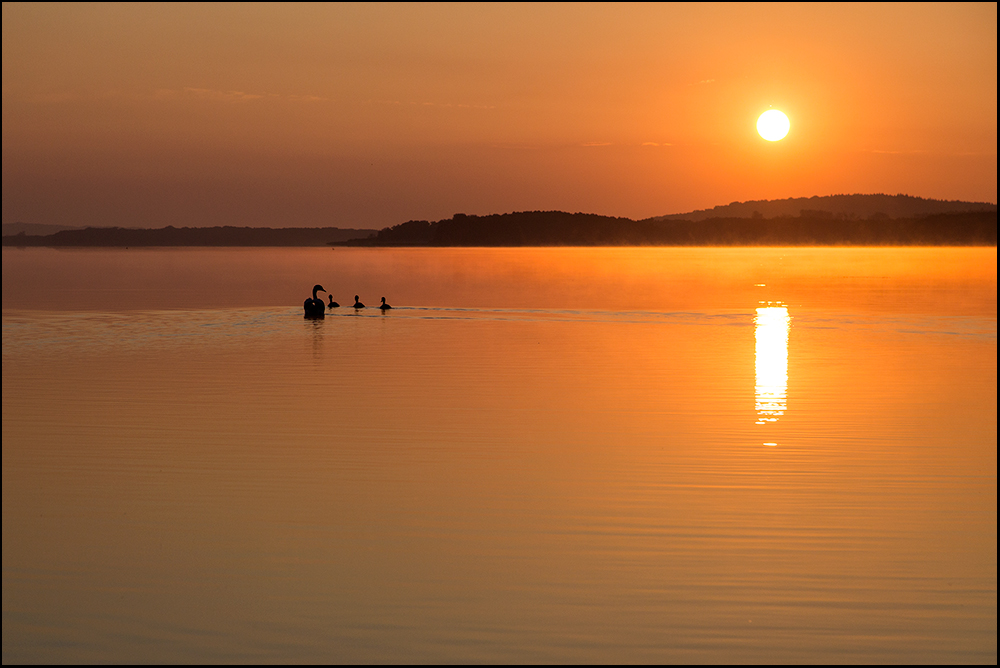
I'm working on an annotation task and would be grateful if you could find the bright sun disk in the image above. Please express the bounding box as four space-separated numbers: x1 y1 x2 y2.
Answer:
757 109 790 141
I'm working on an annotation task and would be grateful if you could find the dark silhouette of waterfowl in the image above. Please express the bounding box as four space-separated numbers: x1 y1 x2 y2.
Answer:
353 295 365 309
379 297 392 310
328 295 340 309
304 284 326 318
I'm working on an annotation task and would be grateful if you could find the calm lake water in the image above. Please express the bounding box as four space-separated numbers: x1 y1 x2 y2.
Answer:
3 247 996 663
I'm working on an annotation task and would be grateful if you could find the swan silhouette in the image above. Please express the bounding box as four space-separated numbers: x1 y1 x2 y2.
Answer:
379 297 392 310
353 295 365 309
303 284 326 318
328 295 340 309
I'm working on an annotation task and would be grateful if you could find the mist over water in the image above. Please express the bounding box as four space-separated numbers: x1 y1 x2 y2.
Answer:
3 247 996 663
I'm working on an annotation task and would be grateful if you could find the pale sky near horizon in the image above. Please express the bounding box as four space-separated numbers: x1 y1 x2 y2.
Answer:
3 3 996 228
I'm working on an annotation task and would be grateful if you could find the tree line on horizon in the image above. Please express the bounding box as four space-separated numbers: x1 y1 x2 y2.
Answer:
654 193 997 222
2 226 372 247
4 211 995 247
3 195 996 247
338 210 996 247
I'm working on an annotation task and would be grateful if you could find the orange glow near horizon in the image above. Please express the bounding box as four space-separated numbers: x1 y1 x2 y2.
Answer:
2 4 996 229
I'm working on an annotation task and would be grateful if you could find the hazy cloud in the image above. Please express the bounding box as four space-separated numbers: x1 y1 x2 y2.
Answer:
370 99 495 110
870 149 928 155
148 88 325 103
182 87 265 102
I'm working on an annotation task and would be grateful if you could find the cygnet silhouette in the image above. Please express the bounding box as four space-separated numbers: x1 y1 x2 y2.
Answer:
353 295 365 309
379 297 392 310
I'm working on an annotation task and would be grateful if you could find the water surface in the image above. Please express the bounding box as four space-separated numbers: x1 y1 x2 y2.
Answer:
3 247 996 663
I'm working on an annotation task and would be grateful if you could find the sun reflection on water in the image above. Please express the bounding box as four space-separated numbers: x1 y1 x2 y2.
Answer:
755 305 790 425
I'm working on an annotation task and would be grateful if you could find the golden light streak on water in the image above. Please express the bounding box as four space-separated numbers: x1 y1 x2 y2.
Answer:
755 305 790 426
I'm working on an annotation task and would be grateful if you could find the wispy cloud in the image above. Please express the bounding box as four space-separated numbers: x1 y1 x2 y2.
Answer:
581 141 613 147
870 149 928 155
285 94 325 102
23 91 82 103
150 88 325 103
182 87 264 102
490 142 543 150
870 148 995 157
370 99 495 110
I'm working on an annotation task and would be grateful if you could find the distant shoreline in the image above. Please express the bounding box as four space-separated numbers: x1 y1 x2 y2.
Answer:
331 210 996 248
2 226 377 248
3 211 996 248
5 195 996 248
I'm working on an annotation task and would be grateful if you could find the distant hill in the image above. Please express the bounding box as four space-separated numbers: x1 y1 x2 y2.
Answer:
338 209 996 247
2 226 377 247
654 194 996 221
345 212 648 246
2 222 88 236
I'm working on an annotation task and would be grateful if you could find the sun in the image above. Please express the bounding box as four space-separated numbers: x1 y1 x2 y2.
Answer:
757 109 790 141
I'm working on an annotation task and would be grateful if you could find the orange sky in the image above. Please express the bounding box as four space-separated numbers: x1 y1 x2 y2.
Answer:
2 3 996 229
